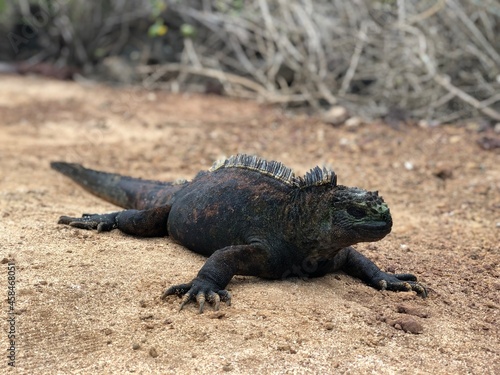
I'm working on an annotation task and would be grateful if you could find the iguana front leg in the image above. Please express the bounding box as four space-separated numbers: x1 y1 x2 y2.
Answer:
162 244 272 313
57 206 171 237
331 247 428 297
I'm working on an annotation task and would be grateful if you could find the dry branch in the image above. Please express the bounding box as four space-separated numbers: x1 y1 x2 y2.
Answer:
6 0 499 123
161 0 500 123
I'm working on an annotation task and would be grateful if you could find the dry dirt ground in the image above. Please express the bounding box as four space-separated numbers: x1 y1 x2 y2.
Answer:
0 75 499 374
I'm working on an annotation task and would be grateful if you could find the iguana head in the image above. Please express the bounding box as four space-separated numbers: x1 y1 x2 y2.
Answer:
327 186 392 245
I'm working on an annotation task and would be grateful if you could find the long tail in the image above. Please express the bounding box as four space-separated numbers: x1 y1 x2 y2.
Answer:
50 162 186 210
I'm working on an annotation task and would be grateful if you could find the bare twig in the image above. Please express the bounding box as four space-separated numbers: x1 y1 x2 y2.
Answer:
339 21 369 96
401 23 500 121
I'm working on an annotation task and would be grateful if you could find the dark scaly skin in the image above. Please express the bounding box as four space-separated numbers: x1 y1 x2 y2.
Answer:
51 158 427 313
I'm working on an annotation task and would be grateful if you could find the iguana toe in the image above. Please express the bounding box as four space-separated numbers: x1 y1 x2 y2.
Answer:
378 273 427 298
392 273 418 281
57 213 118 232
162 281 231 313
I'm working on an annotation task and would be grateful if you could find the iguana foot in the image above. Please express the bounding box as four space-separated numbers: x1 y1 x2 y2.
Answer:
58 213 118 232
376 272 427 297
161 279 231 313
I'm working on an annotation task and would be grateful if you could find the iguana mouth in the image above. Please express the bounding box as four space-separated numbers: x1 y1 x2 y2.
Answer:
355 221 392 236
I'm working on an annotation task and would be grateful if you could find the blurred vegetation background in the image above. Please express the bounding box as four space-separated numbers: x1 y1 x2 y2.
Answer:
0 0 499 124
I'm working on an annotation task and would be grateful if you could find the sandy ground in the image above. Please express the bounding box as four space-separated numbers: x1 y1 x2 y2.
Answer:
0 75 498 374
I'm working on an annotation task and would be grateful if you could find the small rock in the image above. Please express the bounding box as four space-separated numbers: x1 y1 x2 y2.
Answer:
323 106 349 125
140 314 153 321
103 328 113 336
484 301 498 309
1 258 10 264
477 136 500 150
387 316 424 334
404 161 414 171
465 122 481 132
386 265 397 274
316 128 325 141
209 312 226 319
397 303 430 318
277 344 297 354
132 343 141 350
147 92 157 102
149 347 159 358
99 56 136 84
324 323 334 331
222 364 233 371
345 117 362 127
277 344 291 352
418 120 429 128
339 137 350 146
434 169 453 180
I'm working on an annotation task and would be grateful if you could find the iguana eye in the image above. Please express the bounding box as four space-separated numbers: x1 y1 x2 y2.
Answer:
347 206 366 219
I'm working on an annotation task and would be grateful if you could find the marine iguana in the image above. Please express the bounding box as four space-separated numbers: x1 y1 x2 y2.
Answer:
51 154 427 313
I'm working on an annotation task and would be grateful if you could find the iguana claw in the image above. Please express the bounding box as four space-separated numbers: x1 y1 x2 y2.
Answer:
162 280 231 313
378 273 428 298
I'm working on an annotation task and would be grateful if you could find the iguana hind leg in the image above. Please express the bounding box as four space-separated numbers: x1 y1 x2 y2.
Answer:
58 205 171 237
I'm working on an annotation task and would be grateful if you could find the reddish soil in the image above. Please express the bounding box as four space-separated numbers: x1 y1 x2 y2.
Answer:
0 75 498 374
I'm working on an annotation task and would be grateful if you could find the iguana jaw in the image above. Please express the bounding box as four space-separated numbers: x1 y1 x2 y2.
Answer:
356 220 391 231
354 220 392 241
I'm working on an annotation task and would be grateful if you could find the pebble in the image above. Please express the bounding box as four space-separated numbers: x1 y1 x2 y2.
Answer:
323 106 349 125
345 117 363 127
149 347 159 358
277 344 297 354
103 328 113 336
397 303 430 318
140 314 154 321
434 169 453 180
147 92 157 102
222 364 233 371
209 312 226 319
324 323 334 330
389 316 424 334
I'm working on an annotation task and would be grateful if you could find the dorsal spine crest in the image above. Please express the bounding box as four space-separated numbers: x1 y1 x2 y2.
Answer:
210 154 337 188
